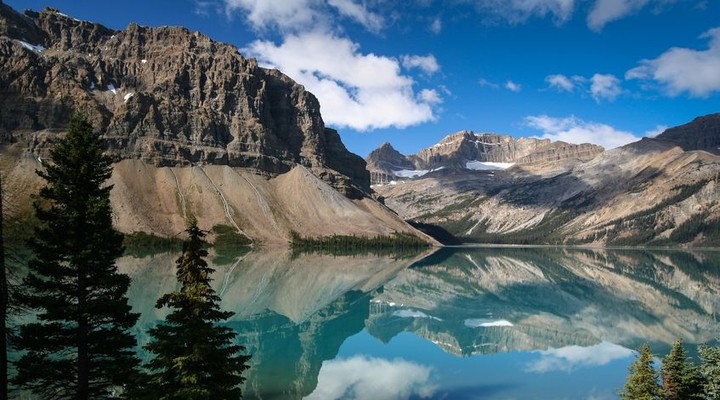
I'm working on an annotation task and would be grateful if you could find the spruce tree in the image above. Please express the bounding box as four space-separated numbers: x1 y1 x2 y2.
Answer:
142 220 250 399
660 339 703 399
620 343 660 400
13 114 140 399
700 344 720 399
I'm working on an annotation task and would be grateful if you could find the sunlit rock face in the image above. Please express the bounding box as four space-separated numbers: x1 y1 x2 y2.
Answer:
373 115 720 246
0 3 368 197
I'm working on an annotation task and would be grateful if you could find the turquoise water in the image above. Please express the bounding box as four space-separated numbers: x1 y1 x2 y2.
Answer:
119 247 720 399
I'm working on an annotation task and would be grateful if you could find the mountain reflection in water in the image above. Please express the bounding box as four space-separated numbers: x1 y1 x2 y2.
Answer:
118 247 720 399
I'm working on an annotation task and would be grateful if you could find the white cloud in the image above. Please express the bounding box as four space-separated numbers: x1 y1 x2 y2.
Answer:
225 0 322 33
587 0 649 31
625 27 720 97
401 54 440 75
478 78 500 89
590 73 622 102
546 74 576 92
526 341 634 373
472 0 576 24
244 32 439 131
505 80 522 92
225 0 384 33
306 356 436 400
419 89 443 105
430 17 443 34
644 125 668 137
328 0 384 32
525 114 641 149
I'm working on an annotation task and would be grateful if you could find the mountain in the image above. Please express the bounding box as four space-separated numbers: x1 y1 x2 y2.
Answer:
366 131 603 184
0 4 432 244
373 115 720 246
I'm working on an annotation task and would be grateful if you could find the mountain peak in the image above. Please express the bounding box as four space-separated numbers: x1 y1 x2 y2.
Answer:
655 112 720 153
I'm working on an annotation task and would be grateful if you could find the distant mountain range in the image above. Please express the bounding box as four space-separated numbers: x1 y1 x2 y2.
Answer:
370 114 720 246
1 3 718 247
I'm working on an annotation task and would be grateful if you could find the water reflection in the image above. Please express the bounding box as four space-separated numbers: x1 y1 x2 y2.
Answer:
118 247 720 399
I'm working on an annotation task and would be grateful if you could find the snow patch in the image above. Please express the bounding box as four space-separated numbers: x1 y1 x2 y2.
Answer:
393 166 444 178
107 83 117 94
56 12 81 22
393 309 441 321
465 161 514 171
141 59 147 64
17 40 45 53
464 318 513 328
123 92 134 102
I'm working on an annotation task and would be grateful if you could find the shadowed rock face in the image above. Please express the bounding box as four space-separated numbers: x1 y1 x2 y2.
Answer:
655 113 720 154
0 4 369 197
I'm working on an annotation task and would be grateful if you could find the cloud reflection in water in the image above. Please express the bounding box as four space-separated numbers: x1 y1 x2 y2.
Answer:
525 341 634 373
305 355 436 400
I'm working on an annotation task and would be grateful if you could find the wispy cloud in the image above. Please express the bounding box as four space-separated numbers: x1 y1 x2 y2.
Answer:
587 0 649 31
470 0 576 25
505 80 522 92
626 27 720 97
590 73 622 102
328 0 384 33
525 114 641 149
244 32 439 131
430 17 442 34
545 73 585 92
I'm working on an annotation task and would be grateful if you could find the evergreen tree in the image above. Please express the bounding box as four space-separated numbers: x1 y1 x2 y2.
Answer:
142 220 250 399
620 343 660 400
660 339 703 399
700 344 720 399
13 114 140 399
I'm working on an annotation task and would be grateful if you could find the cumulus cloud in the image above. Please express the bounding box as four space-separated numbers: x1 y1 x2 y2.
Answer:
525 114 641 149
505 80 522 92
526 341 634 373
590 73 622 102
471 0 576 24
587 0 649 31
306 356 436 400
401 54 440 75
625 27 720 97
244 32 439 131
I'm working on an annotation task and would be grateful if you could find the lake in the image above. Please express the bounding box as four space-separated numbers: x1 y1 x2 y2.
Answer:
118 247 720 400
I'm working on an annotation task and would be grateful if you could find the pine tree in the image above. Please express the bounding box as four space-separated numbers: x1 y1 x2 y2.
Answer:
13 114 140 399
142 220 250 399
700 344 720 399
660 339 703 399
620 343 660 400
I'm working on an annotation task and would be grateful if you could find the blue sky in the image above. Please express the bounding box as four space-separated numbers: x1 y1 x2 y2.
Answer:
8 0 720 157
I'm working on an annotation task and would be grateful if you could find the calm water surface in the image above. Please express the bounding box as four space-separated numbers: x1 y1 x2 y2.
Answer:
118 247 720 400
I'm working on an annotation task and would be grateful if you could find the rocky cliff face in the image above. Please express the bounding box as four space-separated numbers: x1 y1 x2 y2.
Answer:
374 114 720 246
366 130 603 184
0 4 369 197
